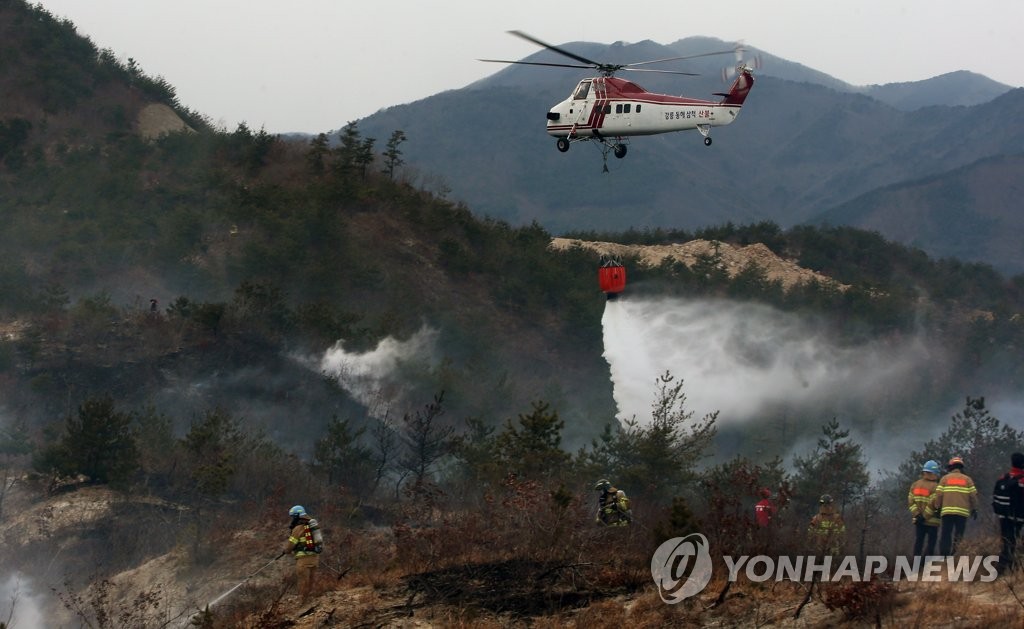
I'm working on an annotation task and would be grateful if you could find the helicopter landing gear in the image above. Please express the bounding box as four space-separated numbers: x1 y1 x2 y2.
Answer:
596 138 628 172
556 138 570 152
697 124 712 147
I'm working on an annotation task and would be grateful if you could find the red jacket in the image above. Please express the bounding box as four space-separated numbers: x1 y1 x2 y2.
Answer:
755 498 776 527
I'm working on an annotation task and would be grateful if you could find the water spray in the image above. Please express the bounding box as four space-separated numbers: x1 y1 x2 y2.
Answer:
189 551 284 621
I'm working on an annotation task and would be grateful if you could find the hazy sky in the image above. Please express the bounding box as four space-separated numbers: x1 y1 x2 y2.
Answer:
35 0 1023 134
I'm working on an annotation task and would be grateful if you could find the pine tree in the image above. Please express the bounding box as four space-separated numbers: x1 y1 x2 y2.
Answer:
306 132 330 174
898 396 1024 501
382 130 406 179
495 401 571 481
312 415 374 494
35 395 139 485
181 408 242 498
355 136 376 178
333 121 363 176
791 417 869 517
580 372 717 504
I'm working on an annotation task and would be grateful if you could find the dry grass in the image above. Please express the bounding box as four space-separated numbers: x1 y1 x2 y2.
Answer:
51 480 1024 628
893 569 1024 628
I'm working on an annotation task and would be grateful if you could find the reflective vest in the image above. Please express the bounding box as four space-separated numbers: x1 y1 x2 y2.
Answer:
908 477 940 526
597 488 630 526
809 511 845 536
993 470 1024 522
288 523 317 557
933 470 978 518
809 507 845 553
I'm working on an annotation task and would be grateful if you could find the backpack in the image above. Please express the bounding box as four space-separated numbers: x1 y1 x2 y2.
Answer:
296 519 324 554
992 474 1024 521
307 518 324 554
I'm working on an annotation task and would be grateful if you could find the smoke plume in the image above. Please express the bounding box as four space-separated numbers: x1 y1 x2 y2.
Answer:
318 325 440 417
0 572 45 628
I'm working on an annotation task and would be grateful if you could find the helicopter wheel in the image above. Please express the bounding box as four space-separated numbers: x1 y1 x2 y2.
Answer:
556 138 570 152
704 137 712 146
613 144 627 159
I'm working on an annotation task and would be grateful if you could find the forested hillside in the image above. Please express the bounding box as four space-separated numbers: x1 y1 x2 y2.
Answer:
3 2 1024 625
812 153 1024 274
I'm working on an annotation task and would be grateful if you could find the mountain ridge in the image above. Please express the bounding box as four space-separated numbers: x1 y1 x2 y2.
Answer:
354 39 1023 273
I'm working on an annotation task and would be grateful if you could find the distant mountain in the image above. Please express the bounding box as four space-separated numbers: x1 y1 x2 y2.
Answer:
857 71 1012 110
467 38 1011 110
811 153 1024 275
353 37 1021 272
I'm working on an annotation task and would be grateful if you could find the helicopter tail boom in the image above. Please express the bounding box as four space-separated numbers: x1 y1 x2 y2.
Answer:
718 68 755 106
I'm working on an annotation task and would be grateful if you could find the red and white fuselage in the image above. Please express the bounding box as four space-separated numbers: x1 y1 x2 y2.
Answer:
545 69 754 142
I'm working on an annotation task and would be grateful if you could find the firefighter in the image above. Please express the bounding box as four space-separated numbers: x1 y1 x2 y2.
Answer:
753 487 778 553
992 452 1024 572
281 505 320 602
808 493 846 554
907 460 942 558
594 479 631 526
754 488 777 528
933 456 978 557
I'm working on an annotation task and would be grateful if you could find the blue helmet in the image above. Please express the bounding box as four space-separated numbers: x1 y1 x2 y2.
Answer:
922 460 941 474
288 505 307 518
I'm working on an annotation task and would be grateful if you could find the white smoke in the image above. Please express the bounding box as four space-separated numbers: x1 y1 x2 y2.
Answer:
602 296 939 425
317 325 440 417
0 572 46 629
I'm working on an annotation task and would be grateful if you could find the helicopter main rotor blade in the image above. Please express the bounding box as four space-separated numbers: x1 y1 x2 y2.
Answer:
489 31 744 78
625 48 745 68
507 30 604 69
623 68 700 76
478 59 594 70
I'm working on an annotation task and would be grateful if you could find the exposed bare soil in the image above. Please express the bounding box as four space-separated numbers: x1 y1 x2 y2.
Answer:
136 103 194 140
550 237 848 291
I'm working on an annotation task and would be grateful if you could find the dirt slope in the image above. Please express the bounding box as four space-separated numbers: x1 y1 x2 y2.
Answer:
550 237 847 291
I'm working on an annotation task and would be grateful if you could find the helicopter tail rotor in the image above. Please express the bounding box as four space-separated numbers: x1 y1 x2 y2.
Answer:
721 43 762 82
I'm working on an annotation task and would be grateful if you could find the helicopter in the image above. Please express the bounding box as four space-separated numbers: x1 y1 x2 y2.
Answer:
481 31 759 162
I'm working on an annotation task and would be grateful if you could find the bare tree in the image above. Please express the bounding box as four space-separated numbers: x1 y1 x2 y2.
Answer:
0 465 14 524
398 392 453 489
369 408 398 500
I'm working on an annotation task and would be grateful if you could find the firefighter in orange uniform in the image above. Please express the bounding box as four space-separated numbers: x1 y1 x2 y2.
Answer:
808 494 846 555
282 505 320 602
907 460 942 558
932 456 978 556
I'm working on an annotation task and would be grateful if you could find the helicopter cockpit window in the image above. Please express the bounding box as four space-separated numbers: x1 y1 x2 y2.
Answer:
573 81 591 100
